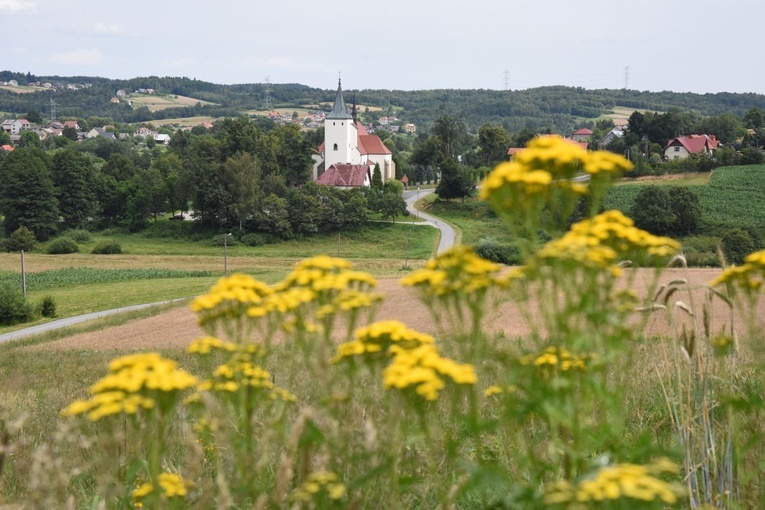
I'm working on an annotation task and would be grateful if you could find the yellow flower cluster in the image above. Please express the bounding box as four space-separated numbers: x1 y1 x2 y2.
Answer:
132 472 194 501
187 336 238 355
401 245 507 298
333 320 435 363
276 255 376 294
191 273 273 319
62 353 198 421
519 346 594 373
480 136 632 210
544 459 681 505
534 210 680 272
316 289 383 319
290 470 346 502
384 344 477 401
483 384 518 397
710 249 765 290
194 353 296 402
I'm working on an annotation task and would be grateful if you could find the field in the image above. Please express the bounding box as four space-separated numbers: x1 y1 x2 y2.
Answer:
600 105 660 126
0 85 46 94
128 93 217 112
145 115 219 127
605 164 765 231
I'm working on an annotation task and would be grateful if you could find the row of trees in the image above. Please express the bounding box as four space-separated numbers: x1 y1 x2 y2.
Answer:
0 116 407 244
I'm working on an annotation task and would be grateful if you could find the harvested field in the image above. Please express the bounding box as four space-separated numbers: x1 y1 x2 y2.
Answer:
28 268 762 352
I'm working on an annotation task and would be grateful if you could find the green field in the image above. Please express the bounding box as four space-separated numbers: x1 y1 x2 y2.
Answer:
605 165 765 231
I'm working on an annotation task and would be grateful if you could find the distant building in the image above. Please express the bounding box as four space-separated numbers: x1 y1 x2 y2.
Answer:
664 134 719 160
316 163 372 188
312 80 395 183
598 127 624 149
572 128 593 142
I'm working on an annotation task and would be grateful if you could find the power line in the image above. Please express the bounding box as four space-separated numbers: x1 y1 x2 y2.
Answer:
504 70 509 90
623 66 630 90
263 76 272 111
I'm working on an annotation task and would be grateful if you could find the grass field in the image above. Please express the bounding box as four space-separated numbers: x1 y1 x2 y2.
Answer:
129 93 217 112
605 165 765 231
615 172 712 186
0 222 438 334
145 115 219 127
0 85 45 94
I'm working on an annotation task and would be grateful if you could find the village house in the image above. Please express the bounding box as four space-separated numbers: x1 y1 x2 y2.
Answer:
316 163 372 188
311 80 395 184
0 119 30 136
571 128 593 142
664 134 719 160
598 127 624 149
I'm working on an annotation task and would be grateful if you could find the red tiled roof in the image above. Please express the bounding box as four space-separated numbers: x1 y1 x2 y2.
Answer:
573 128 593 135
358 134 391 155
63 120 78 128
317 141 325 154
401 175 409 184
355 120 368 136
666 134 718 153
317 164 370 187
507 147 524 155
1 144 14 152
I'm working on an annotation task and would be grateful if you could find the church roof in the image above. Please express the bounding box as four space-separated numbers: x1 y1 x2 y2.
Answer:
326 79 353 120
317 164 370 186
358 134 392 155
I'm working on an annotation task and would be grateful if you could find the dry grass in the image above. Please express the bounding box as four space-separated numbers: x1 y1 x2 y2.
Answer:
129 94 216 112
0 85 43 94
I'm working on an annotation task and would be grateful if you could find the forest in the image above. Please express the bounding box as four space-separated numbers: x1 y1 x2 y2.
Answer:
3 70 765 134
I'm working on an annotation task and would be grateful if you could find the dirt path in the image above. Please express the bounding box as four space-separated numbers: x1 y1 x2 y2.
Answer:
26 268 761 352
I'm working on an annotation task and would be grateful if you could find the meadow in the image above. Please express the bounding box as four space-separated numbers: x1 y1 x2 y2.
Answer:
1 144 764 508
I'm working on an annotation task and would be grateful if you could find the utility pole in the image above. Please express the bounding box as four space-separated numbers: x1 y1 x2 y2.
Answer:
21 250 26 297
49 98 56 122
263 76 272 111
623 66 630 90
503 70 510 91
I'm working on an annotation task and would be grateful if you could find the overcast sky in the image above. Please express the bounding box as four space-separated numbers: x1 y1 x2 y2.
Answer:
2 0 762 94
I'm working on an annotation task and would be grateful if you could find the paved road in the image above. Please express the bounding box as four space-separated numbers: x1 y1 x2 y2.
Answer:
0 298 186 345
0 191 456 346
403 188 456 254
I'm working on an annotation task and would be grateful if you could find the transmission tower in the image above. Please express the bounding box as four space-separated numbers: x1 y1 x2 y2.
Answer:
623 66 630 90
263 76 273 111
504 70 510 90
49 98 57 121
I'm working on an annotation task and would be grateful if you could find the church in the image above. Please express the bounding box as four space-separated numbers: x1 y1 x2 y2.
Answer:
312 80 396 186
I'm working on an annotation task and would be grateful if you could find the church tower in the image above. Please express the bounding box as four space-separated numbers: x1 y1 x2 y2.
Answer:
324 79 360 166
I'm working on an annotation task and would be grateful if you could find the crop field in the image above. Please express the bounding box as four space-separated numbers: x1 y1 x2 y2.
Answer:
0 85 45 94
129 93 217 112
144 115 219 127
604 164 765 231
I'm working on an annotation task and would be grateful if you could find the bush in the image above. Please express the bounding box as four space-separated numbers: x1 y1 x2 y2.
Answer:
4 226 37 252
66 229 92 243
667 186 702 235
474 237 522 265
211 234 238 247
240 233 266 247
46 237 80 254
40 295 56 318
721 228 757 265
630 186 676 236
0 282 33 325
91 240 123 254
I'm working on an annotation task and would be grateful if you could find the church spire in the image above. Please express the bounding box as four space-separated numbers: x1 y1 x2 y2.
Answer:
352 92 357 121
327 78 352 120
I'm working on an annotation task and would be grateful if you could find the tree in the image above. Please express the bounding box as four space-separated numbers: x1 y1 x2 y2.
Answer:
0 130 11 145
379 189 407 223
411 136 443 184
51 149 96 229
0 148 59 240
432 115 467 158
721 228 756 265
19 130 40 148
26 109 42 124
372 163 383 190
436 158 474 202
478 124 511 167
222 152 260 230
743 107 765 129
629 186 675 236
667 186 701 235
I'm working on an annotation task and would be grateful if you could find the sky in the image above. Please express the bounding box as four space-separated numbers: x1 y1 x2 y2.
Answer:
1 0 763 95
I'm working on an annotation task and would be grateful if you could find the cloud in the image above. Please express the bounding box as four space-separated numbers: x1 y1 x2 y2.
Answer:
94 22 123 35
264 56 295 68
0 0 36 12
50 49 104 67
164 58 196 69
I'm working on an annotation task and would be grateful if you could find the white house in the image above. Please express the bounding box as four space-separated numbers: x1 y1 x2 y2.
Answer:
1 119 31 135
664 134 719 160
312 79 395 183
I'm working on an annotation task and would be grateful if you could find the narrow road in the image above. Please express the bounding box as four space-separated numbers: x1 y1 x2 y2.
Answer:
0 299 186 345
1 191 456 346
403 188 456 254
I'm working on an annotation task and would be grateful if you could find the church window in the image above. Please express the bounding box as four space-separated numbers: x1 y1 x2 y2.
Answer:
333 143 338 151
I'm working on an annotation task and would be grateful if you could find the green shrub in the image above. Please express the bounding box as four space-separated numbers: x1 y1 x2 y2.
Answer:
46 237 80 254
721 228 757 265
40 295 56 317
4 226 37 252
240 233 266 247
211 234 237 247
66 229 92 243
0 282 33 325
91 240 123 254
474 237 522 265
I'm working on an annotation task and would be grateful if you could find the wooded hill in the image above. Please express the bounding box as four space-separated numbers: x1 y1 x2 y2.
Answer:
2 70 765 134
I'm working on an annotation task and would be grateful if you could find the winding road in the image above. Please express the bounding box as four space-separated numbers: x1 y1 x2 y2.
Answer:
0 192 456 345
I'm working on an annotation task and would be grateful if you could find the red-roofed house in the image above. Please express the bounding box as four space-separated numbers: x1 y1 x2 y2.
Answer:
316 163 371 188
312 80 396 183
1 144 14 153
63 120 80 130
572 128 593 142
664 134 719 160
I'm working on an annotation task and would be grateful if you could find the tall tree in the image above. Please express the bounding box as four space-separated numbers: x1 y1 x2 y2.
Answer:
51 149 96 229
432 115 467 158
0 148 59 240
478 123 511 167
222 152 260 231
